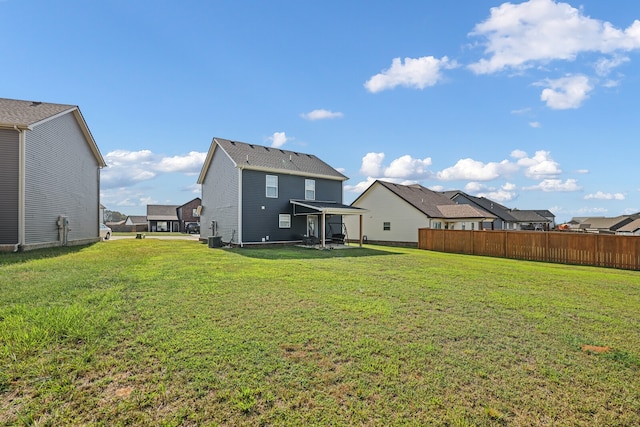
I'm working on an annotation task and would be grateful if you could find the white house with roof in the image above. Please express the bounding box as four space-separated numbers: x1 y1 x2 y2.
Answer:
0 98 106 252
344 180 496 245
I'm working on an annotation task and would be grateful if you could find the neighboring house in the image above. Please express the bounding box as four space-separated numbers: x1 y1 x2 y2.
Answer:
616 218 640 236
0 98 106 252
177 197 201 232
117 215 148 232
508 209 553 231
345 180 496 245
573 215 638 234
147 205 180 232
443 190 555 230
443 191 520 230
99 204 106 224
197 137 366 247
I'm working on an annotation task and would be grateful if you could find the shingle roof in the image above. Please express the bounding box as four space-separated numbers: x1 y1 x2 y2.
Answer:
127 215 148 224
374 181 454 217
0 97 106 167
0 98 76 128
366 181 494 219
437 204 497 219
198 137 347 183
617 218 640 233
146 205 179 221
444 190 518 222
580 216 633 231
508 210 550 223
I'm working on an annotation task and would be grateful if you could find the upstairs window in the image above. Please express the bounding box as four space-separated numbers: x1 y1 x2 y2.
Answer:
266 175 278 198
383 222 391 231
305 179 316 200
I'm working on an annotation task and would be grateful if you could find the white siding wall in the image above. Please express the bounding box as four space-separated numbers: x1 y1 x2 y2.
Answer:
345 184 432 244
24 113 100 247
200 148 239 242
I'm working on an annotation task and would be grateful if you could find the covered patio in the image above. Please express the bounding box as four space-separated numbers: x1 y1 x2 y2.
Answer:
290 200 368 248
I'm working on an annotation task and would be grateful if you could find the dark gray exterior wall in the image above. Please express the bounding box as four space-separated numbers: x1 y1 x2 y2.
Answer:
200 148 239 242
23 113 101 247
0 129 19 244
241 169 343 243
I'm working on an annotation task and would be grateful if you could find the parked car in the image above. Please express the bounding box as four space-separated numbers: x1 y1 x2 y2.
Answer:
100 223 112 240
185 222 200 234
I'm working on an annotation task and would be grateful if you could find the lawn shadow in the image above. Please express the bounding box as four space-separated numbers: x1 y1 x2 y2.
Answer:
224 245 402 260
0 244 93 266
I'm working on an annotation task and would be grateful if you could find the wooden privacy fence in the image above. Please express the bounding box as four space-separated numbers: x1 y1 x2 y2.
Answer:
418 229 640 271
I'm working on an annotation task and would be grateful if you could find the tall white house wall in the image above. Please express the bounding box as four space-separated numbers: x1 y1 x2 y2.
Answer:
24 113 100 246
200 148 239 242
345 185 432 243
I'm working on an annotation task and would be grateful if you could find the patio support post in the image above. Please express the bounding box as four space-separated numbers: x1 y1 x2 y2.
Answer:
359 214 363 248
321 211 326 248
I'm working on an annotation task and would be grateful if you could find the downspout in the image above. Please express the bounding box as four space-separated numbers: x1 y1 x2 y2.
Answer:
13 125 25 252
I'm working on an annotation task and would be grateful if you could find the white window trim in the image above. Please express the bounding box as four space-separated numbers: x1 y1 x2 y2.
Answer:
279 214 291 228
305 179 316 200
266 175 278 198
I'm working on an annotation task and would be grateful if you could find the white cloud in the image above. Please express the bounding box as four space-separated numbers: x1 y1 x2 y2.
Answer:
358 152 432 181
468 0 640 74
344 177 377 195
436 158 517 181
584 191 625 200
300 109 344 120
466 182 518 202
595 55 630 76
575 169 590 174
529 121 541 128
360 152 385 176
537 75 593 109
101 149 207 189
155 151 207 174
268 131 289 148
384 155 432 179
365 56 457 93
524 178 582 192
513 150 562 179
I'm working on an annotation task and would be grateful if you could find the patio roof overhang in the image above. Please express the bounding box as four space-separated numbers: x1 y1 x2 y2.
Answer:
290 199 368 216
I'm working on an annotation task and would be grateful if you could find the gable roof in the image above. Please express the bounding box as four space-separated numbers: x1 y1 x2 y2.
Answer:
146 205 179 221
579 216 634 231
443 190 519 222
198 137 347 183
508 210 551 223
126 215 148 225
0 97 106 167
354 180 495 220
617 218 640 233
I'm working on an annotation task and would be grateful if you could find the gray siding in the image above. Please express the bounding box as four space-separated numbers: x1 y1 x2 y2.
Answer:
0 129 19 244
241 170 343 243
200 148 238 241
24 113 100 246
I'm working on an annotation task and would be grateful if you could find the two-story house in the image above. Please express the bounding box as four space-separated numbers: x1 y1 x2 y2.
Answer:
197 137 366 247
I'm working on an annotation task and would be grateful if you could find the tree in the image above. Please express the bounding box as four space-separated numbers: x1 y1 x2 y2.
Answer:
104 209 127 223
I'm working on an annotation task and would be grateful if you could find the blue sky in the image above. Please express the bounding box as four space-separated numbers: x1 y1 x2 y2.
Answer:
2 0 640 223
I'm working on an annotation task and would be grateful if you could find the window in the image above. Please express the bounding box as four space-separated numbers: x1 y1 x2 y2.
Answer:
279 214 291 228
383 222 391 231
305 179 315 200
266 175 278 198
434 222 442 229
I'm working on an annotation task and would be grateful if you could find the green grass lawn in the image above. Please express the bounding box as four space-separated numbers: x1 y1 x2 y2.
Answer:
1 241 639 426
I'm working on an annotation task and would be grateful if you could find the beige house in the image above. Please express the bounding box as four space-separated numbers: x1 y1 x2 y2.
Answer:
344 180 495 245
